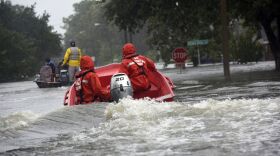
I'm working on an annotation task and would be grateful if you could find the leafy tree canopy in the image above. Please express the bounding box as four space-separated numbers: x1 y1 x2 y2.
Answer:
0 1 62 82
104 0 280 70
63 0 150 66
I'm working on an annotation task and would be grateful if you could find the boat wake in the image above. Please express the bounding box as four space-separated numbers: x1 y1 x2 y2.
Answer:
0 111 39 132
1 98 280 155
70 98 280 155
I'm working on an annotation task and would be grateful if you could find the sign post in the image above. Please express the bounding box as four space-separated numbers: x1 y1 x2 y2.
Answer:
187 39 208 65
172 47 188 74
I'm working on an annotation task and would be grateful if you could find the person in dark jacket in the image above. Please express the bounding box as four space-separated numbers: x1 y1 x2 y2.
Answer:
45 58 55 74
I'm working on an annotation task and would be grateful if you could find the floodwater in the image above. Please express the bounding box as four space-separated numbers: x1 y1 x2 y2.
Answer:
0 61 279 156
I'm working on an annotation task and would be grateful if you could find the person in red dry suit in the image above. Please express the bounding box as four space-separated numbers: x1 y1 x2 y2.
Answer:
74 55 111 104
120 43 157 93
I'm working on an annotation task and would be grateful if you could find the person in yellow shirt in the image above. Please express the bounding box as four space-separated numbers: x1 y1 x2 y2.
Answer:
61 40 82 83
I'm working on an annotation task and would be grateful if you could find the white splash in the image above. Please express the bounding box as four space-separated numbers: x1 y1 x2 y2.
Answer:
0 111 39 131
72 97 280 155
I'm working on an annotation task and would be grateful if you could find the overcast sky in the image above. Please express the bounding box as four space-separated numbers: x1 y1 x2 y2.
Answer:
11 0 82 35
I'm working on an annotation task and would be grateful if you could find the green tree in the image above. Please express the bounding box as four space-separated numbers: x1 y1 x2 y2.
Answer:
63 0 123 65
230 28 263 64
229 0 280 70
0 26 37 81
104 0 220 65
104 0 151 42
104 0 280 71
63 0 150 66
0 1 62 82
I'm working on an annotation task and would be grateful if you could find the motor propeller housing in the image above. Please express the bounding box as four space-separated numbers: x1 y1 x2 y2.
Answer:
110 73 133 102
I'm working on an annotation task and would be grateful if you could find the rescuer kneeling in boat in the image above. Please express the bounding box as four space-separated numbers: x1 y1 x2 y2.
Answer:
120 43 156 93
74 55 111 104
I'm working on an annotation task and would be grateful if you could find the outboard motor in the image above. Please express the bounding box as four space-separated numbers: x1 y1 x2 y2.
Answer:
110 73 133 102
60 69 69 85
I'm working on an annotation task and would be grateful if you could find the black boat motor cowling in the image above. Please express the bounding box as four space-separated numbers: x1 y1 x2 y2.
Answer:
60 69 69 85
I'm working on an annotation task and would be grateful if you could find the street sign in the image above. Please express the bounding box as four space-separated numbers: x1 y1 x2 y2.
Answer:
172 47 188 62
188 39 208 46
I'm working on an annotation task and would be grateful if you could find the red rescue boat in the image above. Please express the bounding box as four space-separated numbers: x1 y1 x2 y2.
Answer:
64 63 175 106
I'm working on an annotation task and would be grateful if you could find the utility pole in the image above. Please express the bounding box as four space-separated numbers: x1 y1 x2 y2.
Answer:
220 0 231 80
124 28 128 44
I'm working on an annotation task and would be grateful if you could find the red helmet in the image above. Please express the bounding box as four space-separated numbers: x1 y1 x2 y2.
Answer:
80 55 94 70
122 43 136 57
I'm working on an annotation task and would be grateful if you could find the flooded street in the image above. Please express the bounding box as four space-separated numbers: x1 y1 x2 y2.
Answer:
0 61 280 156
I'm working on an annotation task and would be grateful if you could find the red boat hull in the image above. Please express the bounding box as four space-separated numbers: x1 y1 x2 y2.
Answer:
64 63 175 106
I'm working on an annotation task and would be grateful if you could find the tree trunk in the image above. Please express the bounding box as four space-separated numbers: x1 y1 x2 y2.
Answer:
220 0 231 80
277 16 280 70
278 16 280 42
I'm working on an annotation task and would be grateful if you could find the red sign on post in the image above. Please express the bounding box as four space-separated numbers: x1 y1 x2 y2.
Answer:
172 47 187 62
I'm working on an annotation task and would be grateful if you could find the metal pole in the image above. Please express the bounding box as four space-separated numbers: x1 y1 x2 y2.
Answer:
180 63 182 74
197 45 201 65
124 28 128 43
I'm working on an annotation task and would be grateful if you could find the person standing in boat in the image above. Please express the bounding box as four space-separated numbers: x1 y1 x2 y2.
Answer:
74 55 111 104
39 59 53 82
45 58 56 81
61 40 82 84
120 43 157 93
